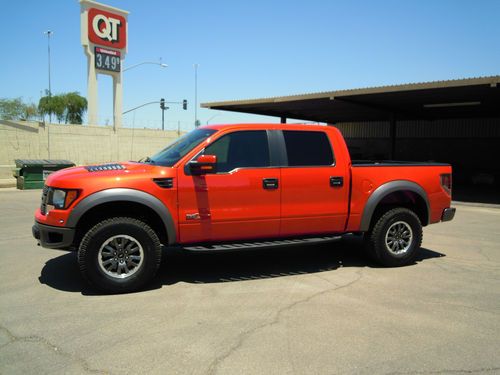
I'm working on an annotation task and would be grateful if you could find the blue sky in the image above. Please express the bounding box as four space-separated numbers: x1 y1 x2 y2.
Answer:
1 0 499 131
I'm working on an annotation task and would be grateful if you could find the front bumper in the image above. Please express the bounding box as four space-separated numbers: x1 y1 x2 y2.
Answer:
32 222 75 250
441 207 456 222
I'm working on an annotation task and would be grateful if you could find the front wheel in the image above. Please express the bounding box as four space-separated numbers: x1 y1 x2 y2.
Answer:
365 207 423 267
78 217 162 293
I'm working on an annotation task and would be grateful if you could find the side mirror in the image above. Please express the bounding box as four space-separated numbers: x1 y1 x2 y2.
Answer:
189 154 217 175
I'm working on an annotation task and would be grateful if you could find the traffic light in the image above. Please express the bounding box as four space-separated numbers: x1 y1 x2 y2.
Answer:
182 99 187 110
160 98 165 110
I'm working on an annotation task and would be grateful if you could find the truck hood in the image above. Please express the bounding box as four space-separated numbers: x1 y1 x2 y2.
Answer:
45 161 175 189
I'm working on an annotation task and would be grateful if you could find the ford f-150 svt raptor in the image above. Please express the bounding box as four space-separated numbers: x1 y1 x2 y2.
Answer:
33 124 455 293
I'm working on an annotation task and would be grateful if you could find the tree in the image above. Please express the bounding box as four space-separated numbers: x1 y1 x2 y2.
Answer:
38 92 87 124
22 103 39 121
64 92 87 124
0 98 39 121
39 95 64 123
38 96 53 122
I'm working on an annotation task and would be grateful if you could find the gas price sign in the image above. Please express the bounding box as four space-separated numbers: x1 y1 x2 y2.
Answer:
94 47 121 72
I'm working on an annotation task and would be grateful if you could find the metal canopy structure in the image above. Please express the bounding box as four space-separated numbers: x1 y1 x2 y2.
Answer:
202 76 500 123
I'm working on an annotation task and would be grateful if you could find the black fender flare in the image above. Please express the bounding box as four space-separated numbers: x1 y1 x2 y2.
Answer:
360 180 430 232
67 188 176 244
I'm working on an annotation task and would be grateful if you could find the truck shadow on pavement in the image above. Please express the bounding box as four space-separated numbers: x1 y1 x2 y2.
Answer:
38 236 445 295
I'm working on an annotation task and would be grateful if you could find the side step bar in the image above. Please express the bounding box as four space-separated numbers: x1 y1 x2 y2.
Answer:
182 235 342 253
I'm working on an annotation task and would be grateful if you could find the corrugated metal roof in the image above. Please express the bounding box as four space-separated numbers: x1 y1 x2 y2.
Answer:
201 75 500 123
202 75 500 108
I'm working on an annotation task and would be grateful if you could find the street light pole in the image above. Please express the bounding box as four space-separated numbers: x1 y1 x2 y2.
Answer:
44 30 53 123
123 61 168 72
194 63 199 127
206 112 221 125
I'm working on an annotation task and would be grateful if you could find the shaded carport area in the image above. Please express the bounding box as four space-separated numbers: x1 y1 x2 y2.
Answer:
203 76 500 203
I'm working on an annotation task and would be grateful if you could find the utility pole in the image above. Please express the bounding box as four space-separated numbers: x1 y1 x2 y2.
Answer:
44 30 53 123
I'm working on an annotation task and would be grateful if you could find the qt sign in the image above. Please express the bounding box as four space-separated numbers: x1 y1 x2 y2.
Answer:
88 8 126 49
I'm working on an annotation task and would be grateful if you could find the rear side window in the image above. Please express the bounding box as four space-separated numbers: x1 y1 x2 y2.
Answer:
204 130 270 172
283 131 334 166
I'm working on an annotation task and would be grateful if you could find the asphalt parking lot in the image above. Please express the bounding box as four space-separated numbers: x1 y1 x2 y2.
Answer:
0 189 499 375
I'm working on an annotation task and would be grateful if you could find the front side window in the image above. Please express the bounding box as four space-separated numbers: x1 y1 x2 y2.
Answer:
283 131 334 166
149 128 217 166
204 131 270 173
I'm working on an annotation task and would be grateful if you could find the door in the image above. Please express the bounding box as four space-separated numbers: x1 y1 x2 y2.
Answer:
178 130 281 243
279 130 349 236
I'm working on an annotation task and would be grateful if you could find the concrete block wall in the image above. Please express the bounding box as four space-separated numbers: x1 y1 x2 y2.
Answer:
0 120 183 167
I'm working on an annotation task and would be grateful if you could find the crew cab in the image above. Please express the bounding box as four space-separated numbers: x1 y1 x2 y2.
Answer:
32 124 455 293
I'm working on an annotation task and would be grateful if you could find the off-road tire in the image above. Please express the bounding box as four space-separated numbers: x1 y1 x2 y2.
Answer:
78 217 162 293
365 207 422 267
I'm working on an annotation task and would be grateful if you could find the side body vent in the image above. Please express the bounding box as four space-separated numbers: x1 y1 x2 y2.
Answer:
153 178 174 189
85 164 126 172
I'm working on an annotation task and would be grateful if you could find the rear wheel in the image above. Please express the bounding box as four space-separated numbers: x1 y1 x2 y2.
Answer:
78 217 162 293
365 207 422 267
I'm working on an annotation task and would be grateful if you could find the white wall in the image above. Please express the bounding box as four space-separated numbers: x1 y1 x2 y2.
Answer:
0 120 183 167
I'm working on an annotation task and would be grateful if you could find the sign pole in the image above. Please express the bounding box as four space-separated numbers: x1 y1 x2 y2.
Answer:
113 72 123 131
86 53 99 124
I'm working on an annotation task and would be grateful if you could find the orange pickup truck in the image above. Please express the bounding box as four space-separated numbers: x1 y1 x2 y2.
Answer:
33 124 455 292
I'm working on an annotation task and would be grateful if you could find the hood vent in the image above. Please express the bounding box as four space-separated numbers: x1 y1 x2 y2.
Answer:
153 178 174 189
85 163 126 172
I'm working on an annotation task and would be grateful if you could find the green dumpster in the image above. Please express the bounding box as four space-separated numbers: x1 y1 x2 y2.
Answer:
14 159 75 190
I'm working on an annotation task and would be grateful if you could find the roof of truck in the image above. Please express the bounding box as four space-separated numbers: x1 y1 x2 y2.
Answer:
201 123 332 131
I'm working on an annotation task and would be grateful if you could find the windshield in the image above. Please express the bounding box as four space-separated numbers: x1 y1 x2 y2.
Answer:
148 128 217 166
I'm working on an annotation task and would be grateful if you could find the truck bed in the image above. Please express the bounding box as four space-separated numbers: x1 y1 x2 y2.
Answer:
347 161 452 232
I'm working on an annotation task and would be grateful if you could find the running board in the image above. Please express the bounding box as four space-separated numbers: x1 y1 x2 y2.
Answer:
182 235 342 252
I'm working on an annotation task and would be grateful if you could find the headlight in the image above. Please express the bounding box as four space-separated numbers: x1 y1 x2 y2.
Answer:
47 188 79 210
51 189 66 208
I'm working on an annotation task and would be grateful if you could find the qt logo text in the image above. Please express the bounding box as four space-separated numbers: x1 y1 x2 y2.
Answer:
93 14 121 42
88 8 126 49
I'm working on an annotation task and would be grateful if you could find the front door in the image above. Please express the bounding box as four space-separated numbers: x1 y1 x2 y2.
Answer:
177 130 281 243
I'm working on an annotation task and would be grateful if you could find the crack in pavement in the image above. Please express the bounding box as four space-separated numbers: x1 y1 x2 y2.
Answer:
206 268 365 375
0 325 111 374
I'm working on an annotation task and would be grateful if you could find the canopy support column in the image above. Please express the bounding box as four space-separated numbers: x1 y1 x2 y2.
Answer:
389 114 396 160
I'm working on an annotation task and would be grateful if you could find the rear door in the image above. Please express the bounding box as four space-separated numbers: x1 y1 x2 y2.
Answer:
279 130 349 236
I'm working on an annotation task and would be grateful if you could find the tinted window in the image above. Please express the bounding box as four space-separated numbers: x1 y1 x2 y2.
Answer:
204 131 270 172
283 131 334 166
